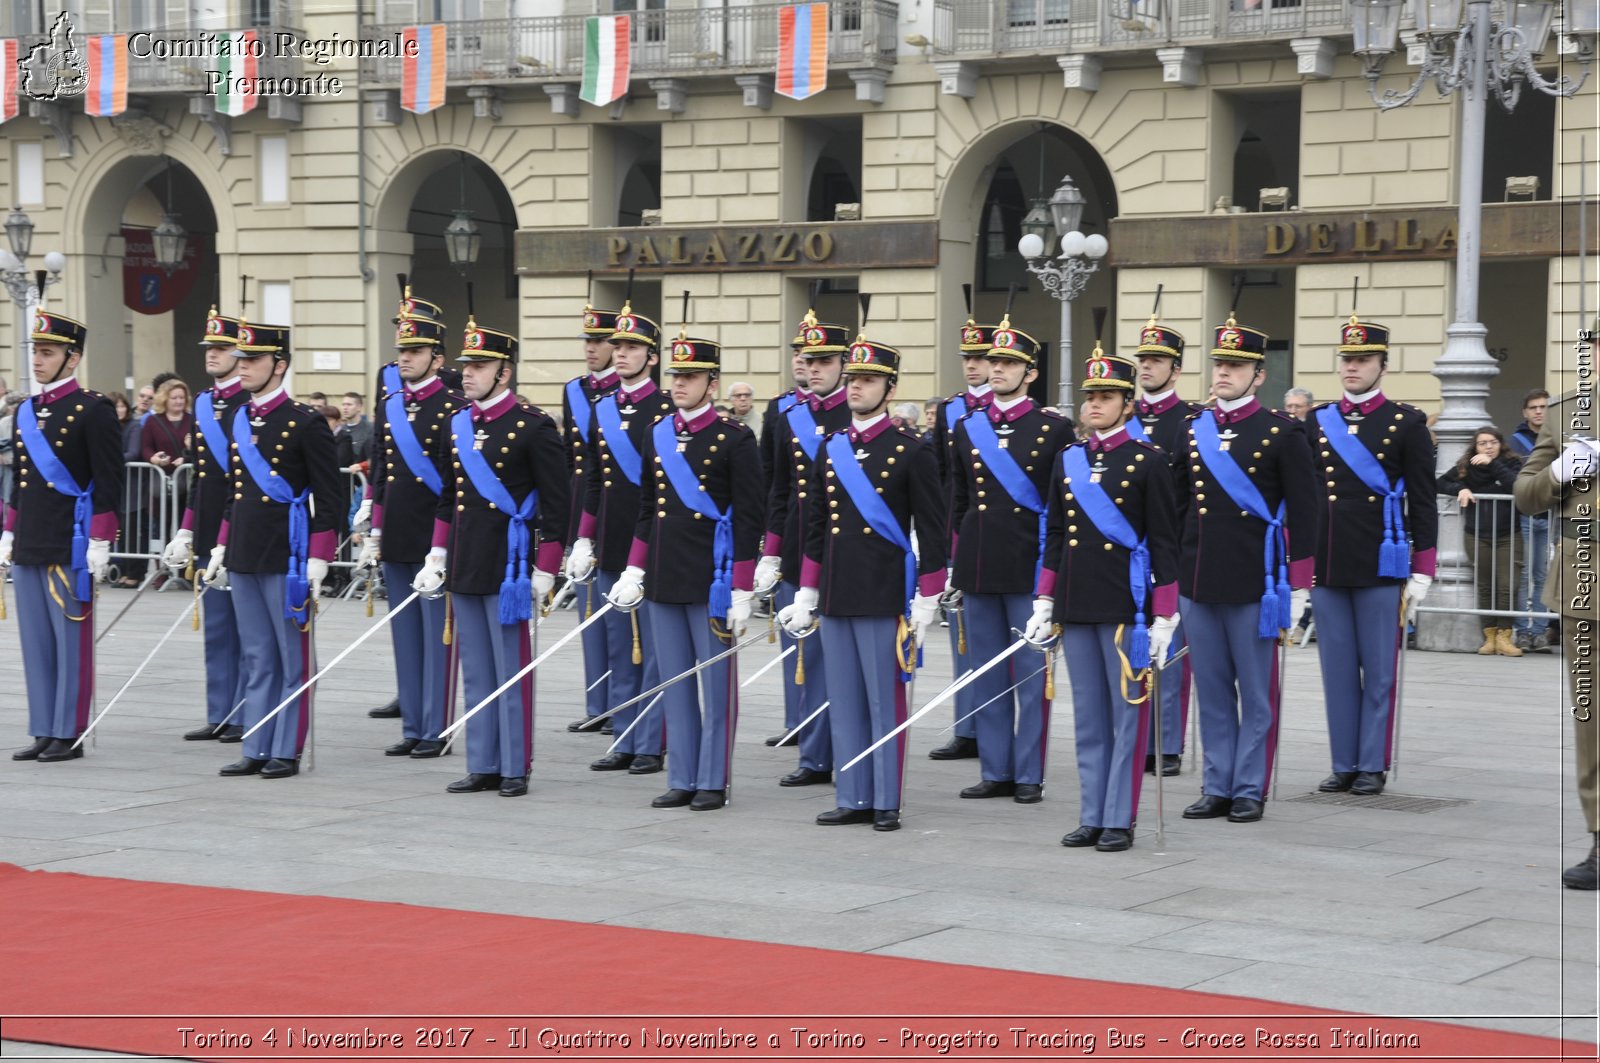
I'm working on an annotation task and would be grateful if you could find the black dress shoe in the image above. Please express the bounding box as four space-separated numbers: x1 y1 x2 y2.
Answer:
590 752 636 772
627 754 663 775
385 739 421 757
765 731 798 747
260 758 299 779
1563 836 1599 890
408 740 447 759
816 807 874 825
1349 770 1387 796
1060 825 1103 847
1161 754 1181 777
1144 753 1157 776
367 698 401 719
1318 771 1358 793
690 789 726 811
183 724 225 741
499 776 529 797
1183 795 1232 819
960 779 1016 799
601 720 614 736
1096 827 1134 852
446 773 502 793
216 726 244 743
1228 797 1265 822
568 717 600 733
780 767 832 787
220 757 266 776
873 809 901 832
927 735 978 761
652 788 694 808
1013 783 1043 804
37 739 83 763
12 737 50 761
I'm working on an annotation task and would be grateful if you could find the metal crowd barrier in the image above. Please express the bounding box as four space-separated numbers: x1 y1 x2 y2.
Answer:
1411 492 1561 633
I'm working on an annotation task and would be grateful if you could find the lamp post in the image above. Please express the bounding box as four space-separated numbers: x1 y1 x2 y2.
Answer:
1350 0 1595 647
0 206 66 393
444 152 482 276
1016 174 1109 413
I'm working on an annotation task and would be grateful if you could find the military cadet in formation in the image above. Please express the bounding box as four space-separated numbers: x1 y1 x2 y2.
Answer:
568 302 672 774
162 308 251 744
927 294 994 761
354 289 466 760
561 300 622 733
415 316 567 797
1128 312 1202 777
204 321 344 779
1175 314 1317 823
616 325 763 811
753 307 854 786
949 314 1074 804
5 309 123 763
759 343 810 489
1308 313 1437 798
779 318 947 832
1026 348 1179 852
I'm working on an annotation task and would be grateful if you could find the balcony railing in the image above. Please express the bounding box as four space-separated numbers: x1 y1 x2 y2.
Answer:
361 0 897 87
12 25 304 96
933 0 1356 54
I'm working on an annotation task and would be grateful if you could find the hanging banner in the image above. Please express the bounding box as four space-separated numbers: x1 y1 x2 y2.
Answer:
401 24 447 114
213 30 259 116
86 34 127 117
776 3 828 101
122 227 208 316
580 15 631 106
0 40 18 123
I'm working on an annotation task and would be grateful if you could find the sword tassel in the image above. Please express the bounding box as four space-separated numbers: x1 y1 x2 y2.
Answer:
1044 634 1058 700
957 608 967 655
443 592 453 645
189 561 200 630
630 609 642 665
794 638 805 685
365 575 374 618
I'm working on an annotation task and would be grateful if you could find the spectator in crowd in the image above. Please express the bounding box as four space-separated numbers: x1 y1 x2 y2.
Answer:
1283 387 1313 420
725 381 761 438
339 392 373 459
922 397 940 436
1509 388 1554 651
1438 427 1526 657
0 374 8 402
0 391 19 506
139 378 194 473
110 392 132 426
891 401 923 431
118 387 158 586
308 391 327 406
130 384 156 439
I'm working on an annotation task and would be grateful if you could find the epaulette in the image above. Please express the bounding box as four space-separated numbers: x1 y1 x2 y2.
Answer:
1182 406 1207 422
895 424 923 441
719 415 750 433
1130 436 1161 452
1267 408 1298 422
1039 406 1065 420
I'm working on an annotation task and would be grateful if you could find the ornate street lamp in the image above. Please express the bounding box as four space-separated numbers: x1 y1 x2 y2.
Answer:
1017 174 1110 412
0 206 66 392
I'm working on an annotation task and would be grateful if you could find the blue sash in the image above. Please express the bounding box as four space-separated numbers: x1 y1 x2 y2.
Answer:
964 412 1047 580
944 395 964 433
231 405 312 624
194 391 232 471
384 384 444 496
776 391 799 416
1062 445 1153 669
451 408 539 624
826 431 918 679
565 378 594 444
1316 405 1409 579
593 395 643 486
652 417 734 621
1191 413 1290 638
1124 414 1151 444
17 397 94 603
786 402 824 462
381 362 402 401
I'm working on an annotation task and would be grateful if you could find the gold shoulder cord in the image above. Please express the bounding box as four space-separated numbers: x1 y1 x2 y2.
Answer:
47 565 89 622
1114 623 1152 705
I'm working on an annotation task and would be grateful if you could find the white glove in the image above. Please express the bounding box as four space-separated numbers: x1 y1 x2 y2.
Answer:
1288 588 1311 631
777 586 819 637
162 529 194 572
307 557 329 600
566 537 596 582
1023 597 1056 646
354 532 381 572
352 497 373 531
201 543 227 586
727 588 755 634
753 554 782 596
1404 572 1432 624
607 565 645 609
1149 613 1180 666
412 548 447 598
910 592 940 646
87 538 111 582
532 568 555 606
0 530 12 571
1553 439 1600 484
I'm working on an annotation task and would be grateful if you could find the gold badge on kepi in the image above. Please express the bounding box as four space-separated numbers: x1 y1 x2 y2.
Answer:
1217 328 1244 351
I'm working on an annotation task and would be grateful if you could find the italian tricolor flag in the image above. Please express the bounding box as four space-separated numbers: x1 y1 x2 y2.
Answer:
580 15 630 107
213 30 258 116
0 40 17 123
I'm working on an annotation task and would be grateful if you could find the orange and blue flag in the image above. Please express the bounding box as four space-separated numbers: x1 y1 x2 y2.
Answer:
401 24 447 114
776 2 828 101
86 34 127 117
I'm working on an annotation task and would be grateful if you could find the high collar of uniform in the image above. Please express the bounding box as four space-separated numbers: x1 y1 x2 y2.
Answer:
966 384 993 407
589 368 620 390
988 394 1034 422
38 377 80 401
248 386 288 417
847 412 893 444
212 377 243 400
1138 389 1178 415
405 376 442 402
619 377 657 403
809 385 847 413
674 403 718 434
1088 426 1130 452
1213 395 1259 423
472 389 517 423
1339 389 1384 415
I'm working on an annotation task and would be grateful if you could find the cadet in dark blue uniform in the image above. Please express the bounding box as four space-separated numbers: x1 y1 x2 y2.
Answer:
752 310 854 785
780 327 948 832
759 343 809 495
162 308 250 743
205 323 343 779
355 290 465 759
1174 316 1318 823
561 302 621 733
1310 316 1437 797
1129 316 1202 777
616 333 763 811
1026 351 1180 851
949 315 1074 803
5 310 123 763
570 303 672 774
415 317 568 797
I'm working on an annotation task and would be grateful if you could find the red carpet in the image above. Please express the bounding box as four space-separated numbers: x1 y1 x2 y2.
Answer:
0 863 1587 1061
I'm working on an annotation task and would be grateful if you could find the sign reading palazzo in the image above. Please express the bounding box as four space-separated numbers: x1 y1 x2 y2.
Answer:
515 221 939 275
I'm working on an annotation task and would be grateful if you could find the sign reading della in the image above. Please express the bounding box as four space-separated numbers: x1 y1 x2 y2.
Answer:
516 221 938 275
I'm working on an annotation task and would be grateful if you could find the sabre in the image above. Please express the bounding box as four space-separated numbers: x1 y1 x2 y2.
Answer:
75 588 212 748
774 699 830 748
587 668 612 693
440 601 614 741
840 637 1029 774
95 575 157 644
578 628 769 729
1270 628 1290 801
1391 594 1410 781
740 644 796 689
941 666 1043 735
212 696 247 735
603 692 665 755
240 590 422 741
